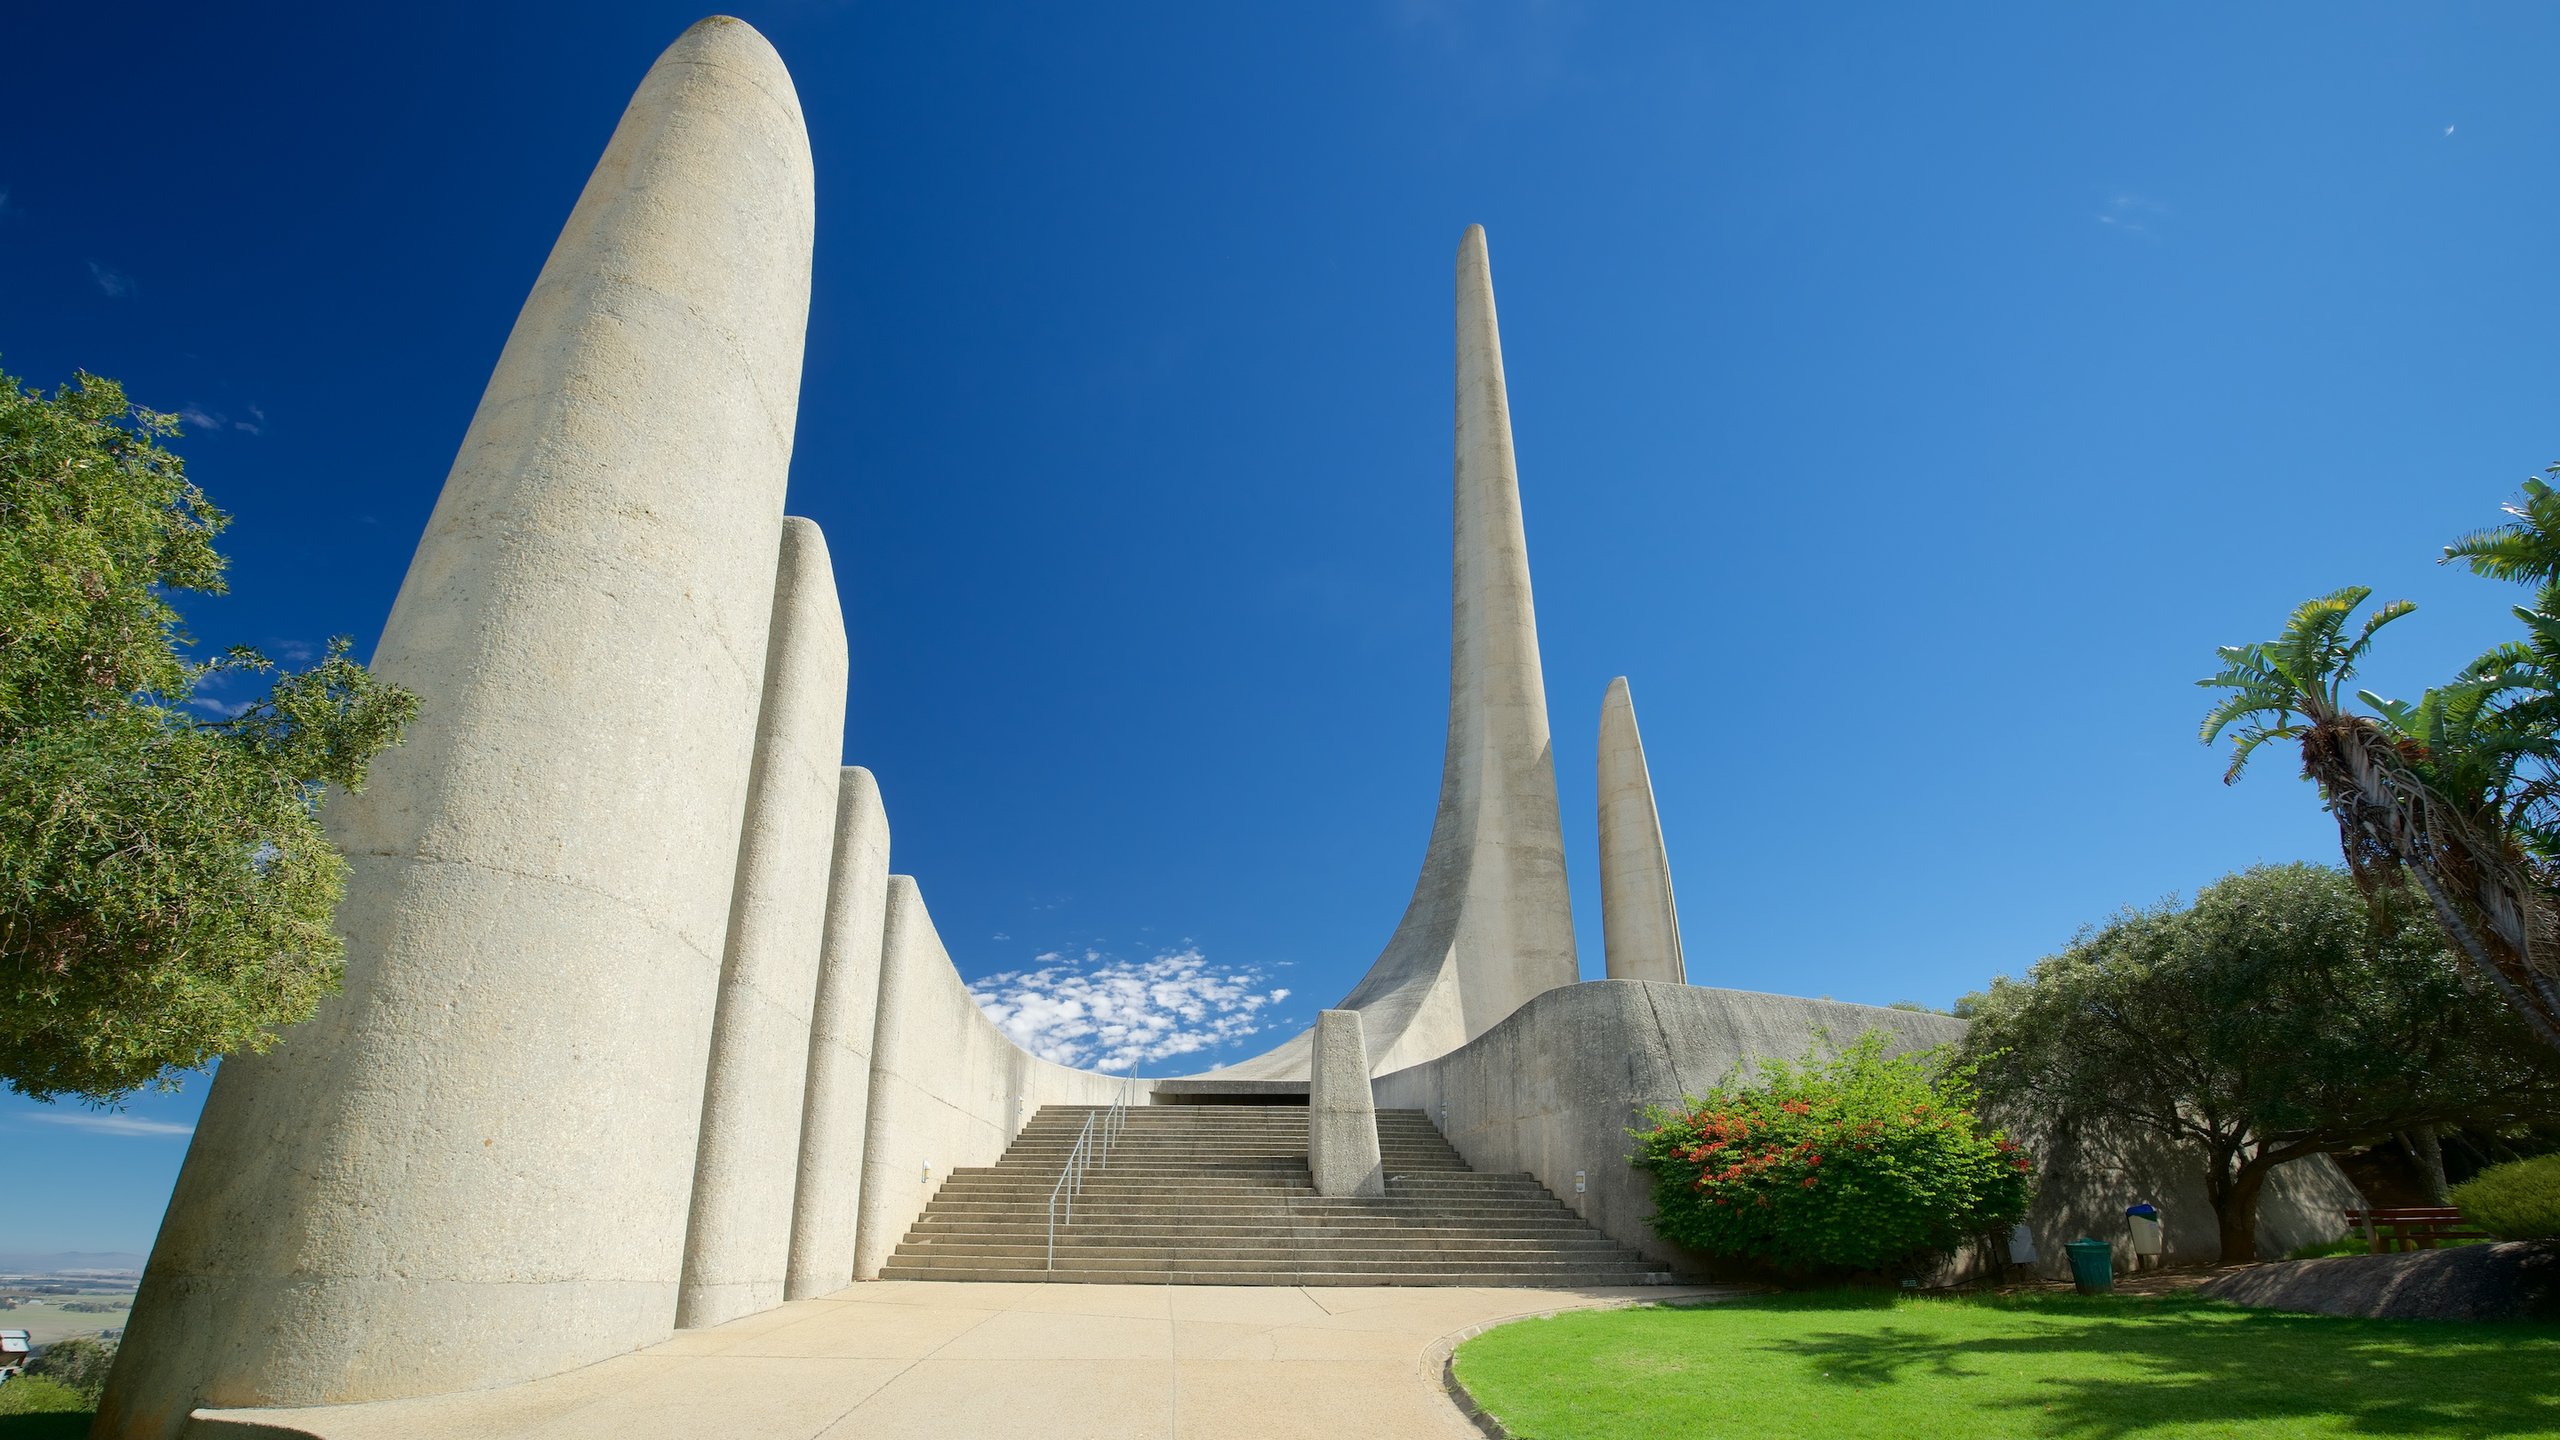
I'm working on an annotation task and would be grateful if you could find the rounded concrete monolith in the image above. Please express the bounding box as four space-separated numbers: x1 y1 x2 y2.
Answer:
1308 1010 1386 1197
96 17 814 1435
677 518 850 1329
1597 676 1685 984
783 767 892 1300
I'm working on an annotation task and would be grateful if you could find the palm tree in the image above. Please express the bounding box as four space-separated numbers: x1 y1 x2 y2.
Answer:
2201 587 2560 1051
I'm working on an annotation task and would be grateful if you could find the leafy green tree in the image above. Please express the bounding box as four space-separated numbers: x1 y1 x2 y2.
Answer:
23 1335 116 1403
1 366 416 1102
1631 1031 2032 1274
1963 865 2560 1261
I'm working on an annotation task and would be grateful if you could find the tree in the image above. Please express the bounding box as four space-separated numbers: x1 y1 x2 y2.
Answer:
2201 585 2560 1050
1 366 417 1102
1963 865 2560 1262
24 1334 117 1403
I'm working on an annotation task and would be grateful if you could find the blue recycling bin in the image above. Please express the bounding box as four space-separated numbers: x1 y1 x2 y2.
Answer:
2066 1236 2115 1293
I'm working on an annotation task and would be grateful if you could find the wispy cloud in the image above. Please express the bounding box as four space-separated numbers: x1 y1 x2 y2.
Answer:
88 261 136 298
2095 191 2168 240
23 1111 194 1138
970 946 1293 1071
174 403 267 436
2444 124 2457 138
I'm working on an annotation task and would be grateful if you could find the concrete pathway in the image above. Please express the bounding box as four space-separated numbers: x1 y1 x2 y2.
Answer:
193 1281 1741 1439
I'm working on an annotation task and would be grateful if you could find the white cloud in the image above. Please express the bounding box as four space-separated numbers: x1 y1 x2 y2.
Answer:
176 403 223 430
970 946 1294 1071
88 261 135 298
23 1111 193 1138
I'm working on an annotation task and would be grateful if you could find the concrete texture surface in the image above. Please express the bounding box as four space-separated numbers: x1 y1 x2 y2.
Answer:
1596 676 1685 985
679 518 852 1329
96 18 815 1435
1224 225 1576 1082
177 1281 1740 1440
785 767 893 1300
1376 980 2358 1277
1376 981 1966 1270
852 878 1147 1279
2002 1108 2361 1277
1307 1012 1386 1197
2199 1241 2560 1322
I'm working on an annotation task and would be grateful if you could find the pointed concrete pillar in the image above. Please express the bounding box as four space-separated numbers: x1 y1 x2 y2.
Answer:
1308 1011 1386 1197
97 19 814 1435
678 518 850 1328
1225 224 1577 1080
1598 677 1686 984
784 767 892 1300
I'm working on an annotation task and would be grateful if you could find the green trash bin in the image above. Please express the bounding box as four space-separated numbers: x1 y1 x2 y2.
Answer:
2065 1237 2114 1293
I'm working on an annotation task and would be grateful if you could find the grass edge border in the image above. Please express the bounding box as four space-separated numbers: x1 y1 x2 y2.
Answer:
1423 1291 1765 1439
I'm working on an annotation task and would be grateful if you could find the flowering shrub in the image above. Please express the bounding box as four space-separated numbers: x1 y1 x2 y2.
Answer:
1631 1031 2032 1272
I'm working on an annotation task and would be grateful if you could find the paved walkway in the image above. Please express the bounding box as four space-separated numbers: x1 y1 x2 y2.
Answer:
194 1281 1740 1439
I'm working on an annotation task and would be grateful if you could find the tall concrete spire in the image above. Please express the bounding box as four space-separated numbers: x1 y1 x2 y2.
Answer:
1598 676 1685 984
1226 225 1577 1079
98 18 815 1434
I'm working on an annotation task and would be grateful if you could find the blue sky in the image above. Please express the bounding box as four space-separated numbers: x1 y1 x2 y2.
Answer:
7 3 2560 1254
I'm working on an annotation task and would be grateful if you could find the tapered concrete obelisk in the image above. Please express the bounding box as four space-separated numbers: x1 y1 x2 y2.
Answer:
678 518 850 1329
1225 225 1577 1079
1598 676 1685 984
96 18 814 1435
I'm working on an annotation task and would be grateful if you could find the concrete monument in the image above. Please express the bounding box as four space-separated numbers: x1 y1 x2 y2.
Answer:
1597 676 1686 984
783 766 893 1300
92 19 2368 1431
678 517 851 1329
100 17 815 1434
1224 225 1577 1079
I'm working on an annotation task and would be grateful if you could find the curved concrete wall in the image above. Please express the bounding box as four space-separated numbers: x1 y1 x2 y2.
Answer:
98 19 815 1435
1373 980 2355 1275
852 877 1148 1278
678 518 851 1329
785 767 893 1300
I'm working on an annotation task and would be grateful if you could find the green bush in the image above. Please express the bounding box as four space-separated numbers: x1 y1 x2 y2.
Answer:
2453 1153 2560 1241
0 1371 92 1422
24 1334 116 1402
1630 1031 2034 1273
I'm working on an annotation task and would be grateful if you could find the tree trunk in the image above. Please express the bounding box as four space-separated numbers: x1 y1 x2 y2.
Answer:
2405 1126 2451 1203
2212 1162 2268 1264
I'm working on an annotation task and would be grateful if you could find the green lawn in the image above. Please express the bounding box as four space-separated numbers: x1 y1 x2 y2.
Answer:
1452 1291 2560 1439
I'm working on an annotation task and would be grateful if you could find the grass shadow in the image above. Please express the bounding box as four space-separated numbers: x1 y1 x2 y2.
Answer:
1768 1292 2560 1439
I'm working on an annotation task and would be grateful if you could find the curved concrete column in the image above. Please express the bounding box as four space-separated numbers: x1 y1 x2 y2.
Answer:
1226 225 1576 1079
678 518 850 1329
97 19 814 1435
1597 676 1685 984
784 767 892 1300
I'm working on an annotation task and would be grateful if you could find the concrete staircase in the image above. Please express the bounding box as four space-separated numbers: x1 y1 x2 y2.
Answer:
879 1104 1678 1285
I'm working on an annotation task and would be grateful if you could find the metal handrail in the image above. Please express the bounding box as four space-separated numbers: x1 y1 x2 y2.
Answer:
1047 1060 1142 1270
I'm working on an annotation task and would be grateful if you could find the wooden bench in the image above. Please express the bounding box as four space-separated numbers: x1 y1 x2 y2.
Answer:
2343 1206 2490 1253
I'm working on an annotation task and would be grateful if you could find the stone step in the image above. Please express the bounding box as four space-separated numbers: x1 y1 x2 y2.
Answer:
877 1265 1676 1287
882 1103 1677 1289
